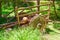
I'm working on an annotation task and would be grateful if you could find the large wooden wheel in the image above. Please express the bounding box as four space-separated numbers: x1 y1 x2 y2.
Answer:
29 15 47 33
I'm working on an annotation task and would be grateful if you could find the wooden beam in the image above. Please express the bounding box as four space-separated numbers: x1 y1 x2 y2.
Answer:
19 9 49 17
18 4 51 10
0 21 17 28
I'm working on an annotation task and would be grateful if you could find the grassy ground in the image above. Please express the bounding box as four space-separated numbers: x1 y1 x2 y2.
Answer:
44 34 60 40
0 23 60 40
0 26 42 40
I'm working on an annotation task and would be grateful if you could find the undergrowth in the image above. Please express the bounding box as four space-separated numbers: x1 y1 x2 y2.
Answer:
0 26 42 40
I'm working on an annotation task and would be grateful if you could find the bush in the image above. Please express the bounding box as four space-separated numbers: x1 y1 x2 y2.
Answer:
18 2 35 7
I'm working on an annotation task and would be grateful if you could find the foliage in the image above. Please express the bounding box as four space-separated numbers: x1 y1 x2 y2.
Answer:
0 17 7 24
18 2 35 7
0 26 41 40
54 23 60 30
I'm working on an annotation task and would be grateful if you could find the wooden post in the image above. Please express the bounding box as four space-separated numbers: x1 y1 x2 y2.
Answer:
15 6 20 26
40 0 51 34
14 0 20 26
37 0 40 13
48 0 51 20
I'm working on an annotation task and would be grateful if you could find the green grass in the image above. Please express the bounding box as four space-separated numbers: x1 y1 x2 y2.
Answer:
0 24 60 40
54 23 60 30
0 21 60 40
0 26 42 40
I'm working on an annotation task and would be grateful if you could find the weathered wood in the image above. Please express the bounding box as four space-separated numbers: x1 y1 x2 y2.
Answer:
37 0 40 13
3 22 17 28
0 22 17 28
0 0 51 30
4 2 51 17
48 1 51 20
19 9 49 17
15 6 20 25
18 4 51 10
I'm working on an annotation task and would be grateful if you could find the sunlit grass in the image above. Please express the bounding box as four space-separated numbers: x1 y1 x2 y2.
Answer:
0 26 42 40
54 23 60 30
0 24 60 40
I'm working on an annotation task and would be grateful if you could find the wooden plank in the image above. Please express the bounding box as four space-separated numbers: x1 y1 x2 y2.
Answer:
0 21 17 28
18 4 51 10
19 9 49 17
